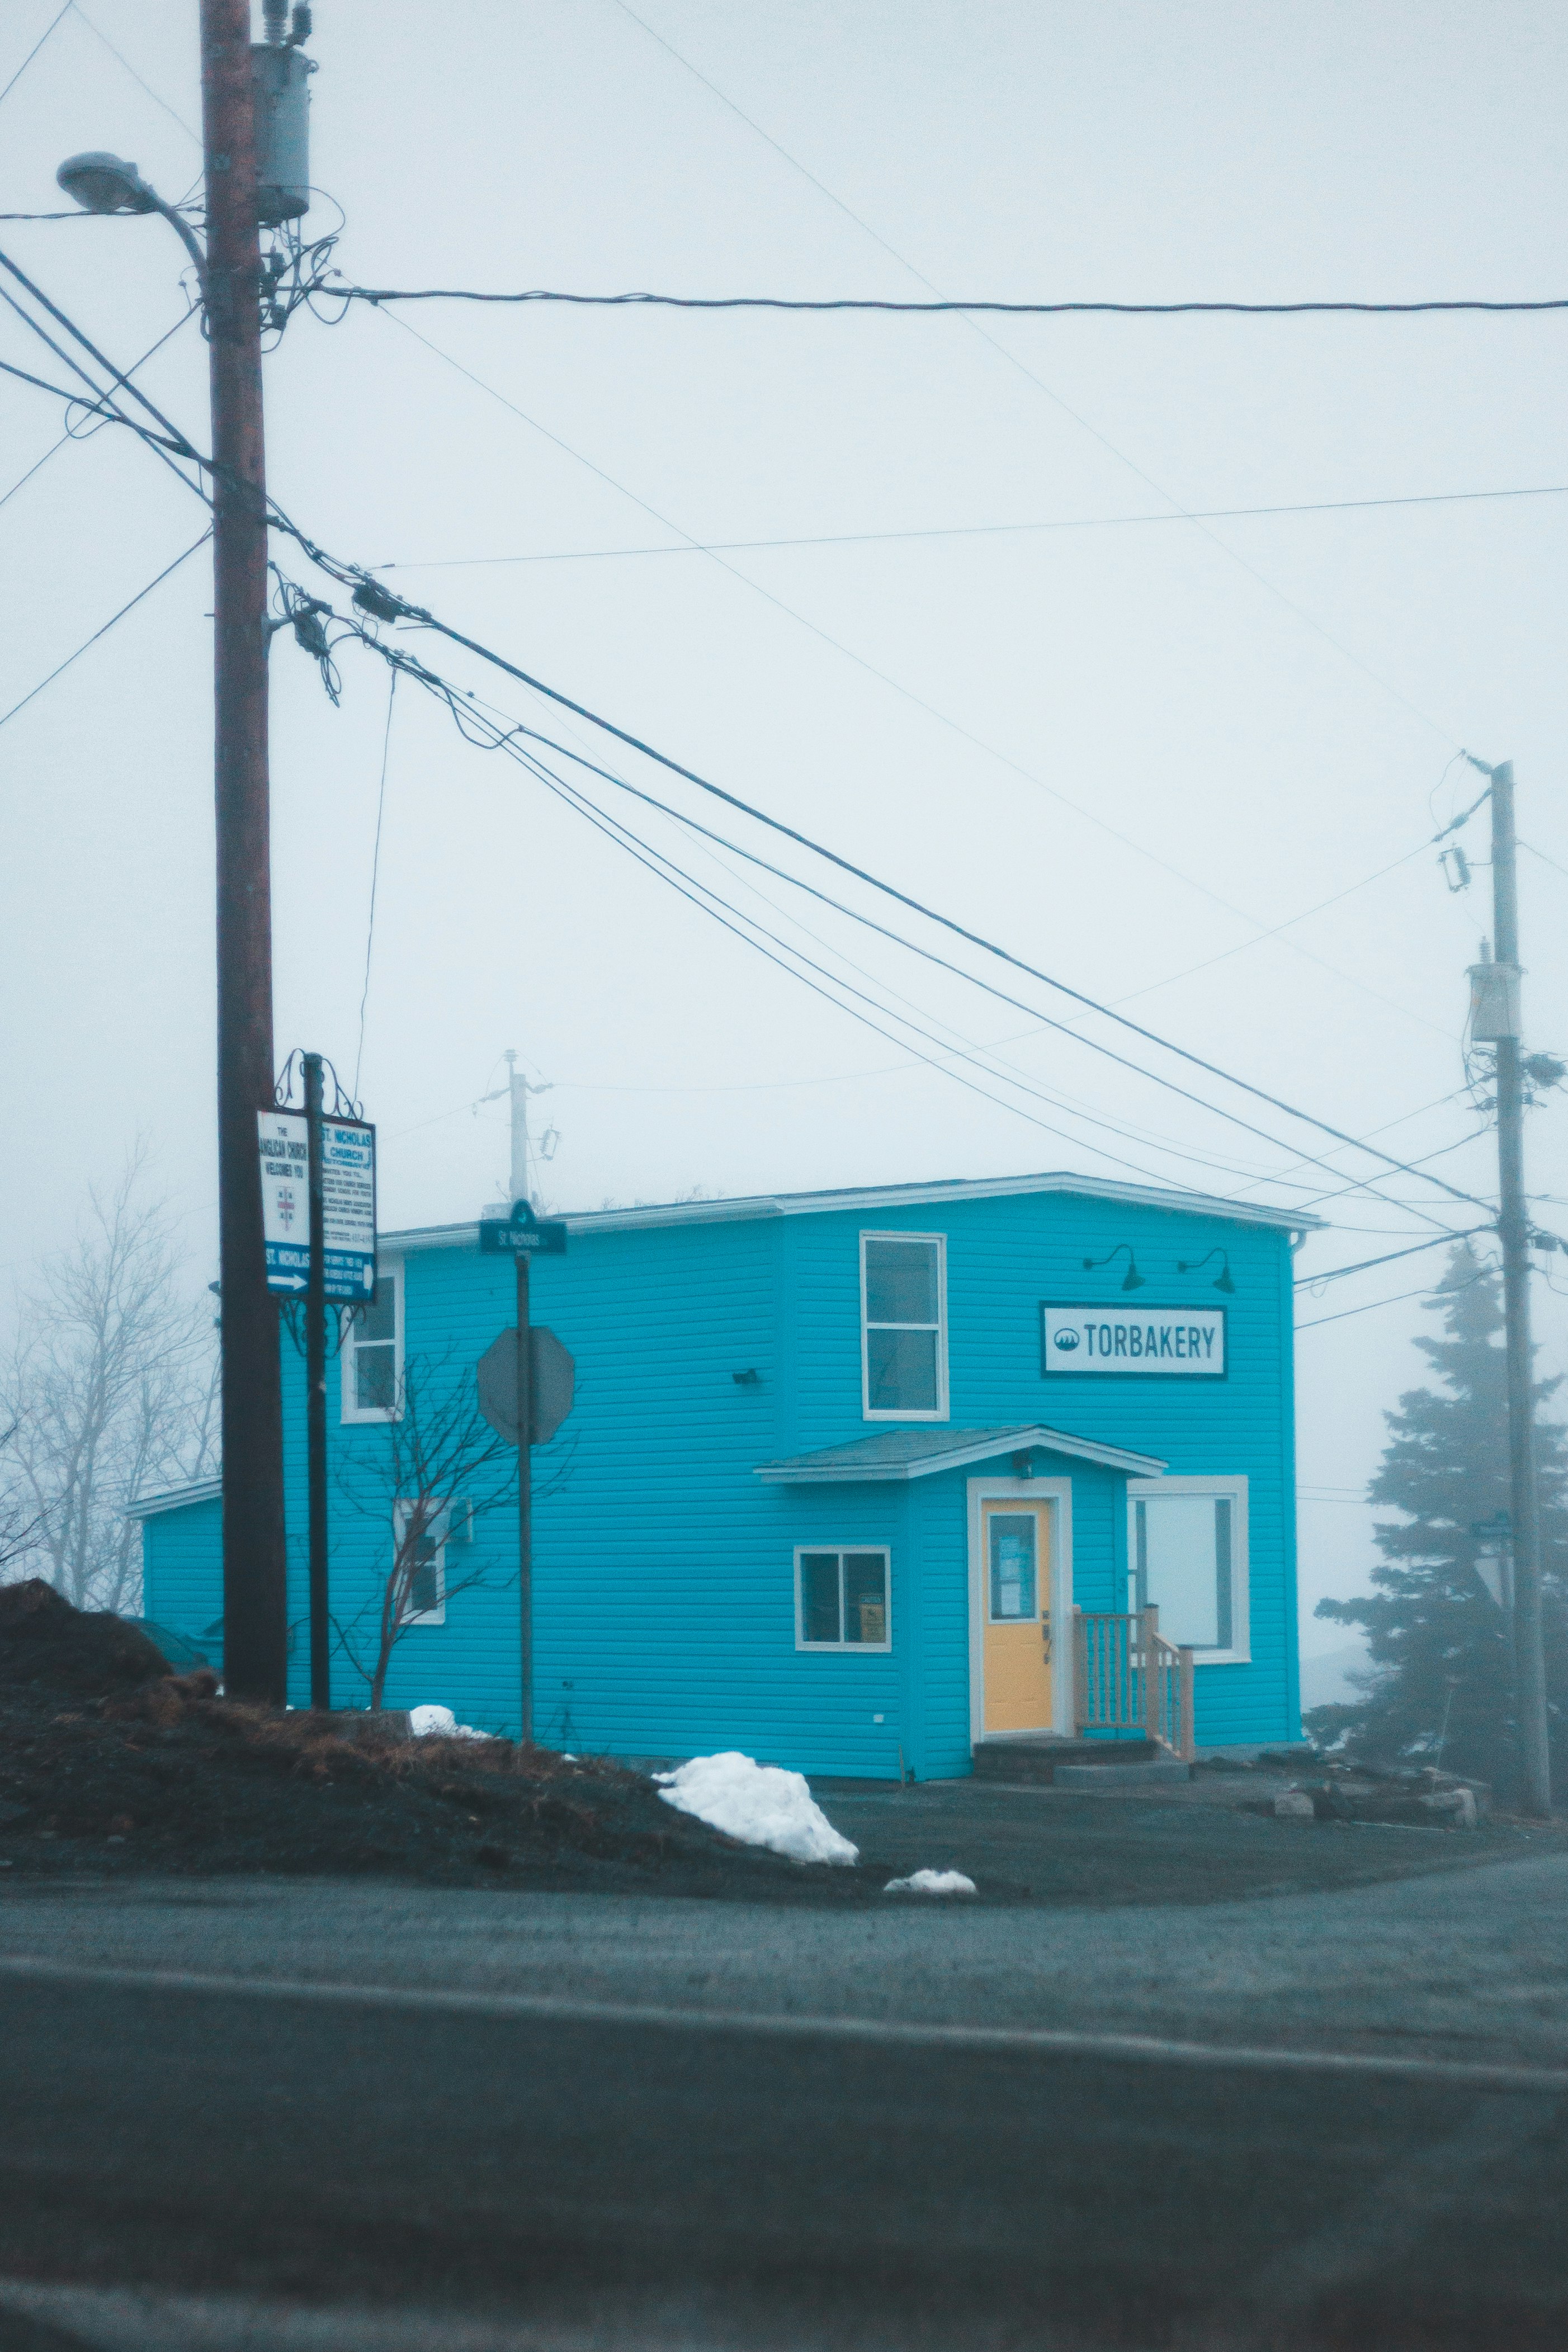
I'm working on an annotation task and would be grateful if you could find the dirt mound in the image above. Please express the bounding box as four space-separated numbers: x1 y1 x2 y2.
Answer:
0 1578 175 1698
0 1590 885 1902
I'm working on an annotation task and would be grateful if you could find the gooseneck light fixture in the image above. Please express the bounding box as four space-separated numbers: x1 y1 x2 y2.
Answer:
1082 1244 1146 1293
1178 1248 1236 1295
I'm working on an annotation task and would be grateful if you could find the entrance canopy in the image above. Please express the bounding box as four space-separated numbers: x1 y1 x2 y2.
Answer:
755 1424 1167 1484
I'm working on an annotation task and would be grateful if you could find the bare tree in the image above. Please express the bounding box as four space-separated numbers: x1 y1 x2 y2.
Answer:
334 1350 521 1710
1 1153 219 1613
0 1420 40 1574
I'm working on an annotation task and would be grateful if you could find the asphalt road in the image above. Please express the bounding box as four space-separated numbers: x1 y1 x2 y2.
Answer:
1 1802 1566 2350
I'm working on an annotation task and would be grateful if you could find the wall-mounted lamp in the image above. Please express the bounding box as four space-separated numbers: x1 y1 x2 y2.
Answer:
1178 1248 1235 1295
731 1368 761 1386
1082 1244 1145 1292
1010 1451 1036 1479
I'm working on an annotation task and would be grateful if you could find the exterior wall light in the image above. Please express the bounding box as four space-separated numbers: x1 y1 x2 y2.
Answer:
1083 1244 1145 1292
1178 1249 1235 1295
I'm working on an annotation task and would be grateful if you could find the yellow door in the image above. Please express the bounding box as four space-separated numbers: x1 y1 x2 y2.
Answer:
981 1502 1052 1734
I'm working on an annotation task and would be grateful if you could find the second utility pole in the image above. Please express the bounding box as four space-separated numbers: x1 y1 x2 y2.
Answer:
1483 761 1552 1817
202 0 288 1702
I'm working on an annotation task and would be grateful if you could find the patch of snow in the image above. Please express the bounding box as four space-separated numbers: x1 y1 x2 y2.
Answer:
409 1703 489 1741
883 1869 977 1897
655 1751 858 1866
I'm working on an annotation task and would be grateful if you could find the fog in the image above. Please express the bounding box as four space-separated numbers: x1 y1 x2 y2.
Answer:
3 1 1566 1662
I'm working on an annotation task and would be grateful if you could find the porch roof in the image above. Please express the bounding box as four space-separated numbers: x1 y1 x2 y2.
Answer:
754 1424 1167 1484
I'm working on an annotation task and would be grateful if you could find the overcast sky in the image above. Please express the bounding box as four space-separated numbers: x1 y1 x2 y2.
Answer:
4 1 1567 1654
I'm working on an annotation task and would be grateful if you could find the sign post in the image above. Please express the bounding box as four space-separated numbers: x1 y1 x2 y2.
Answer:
304 1054 329 1710
259 1076 379 1713
479 1201 568 1742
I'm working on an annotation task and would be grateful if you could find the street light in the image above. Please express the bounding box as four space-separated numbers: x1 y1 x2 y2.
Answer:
55 151 208 292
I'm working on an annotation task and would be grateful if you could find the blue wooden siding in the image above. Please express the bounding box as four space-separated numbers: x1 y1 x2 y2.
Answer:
143 1180 1301 1769
141 1496 223 1651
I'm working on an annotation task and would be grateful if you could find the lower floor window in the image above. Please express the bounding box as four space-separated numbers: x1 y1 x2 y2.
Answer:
797 1547 891 1649
1127 1477 1249 1659
394 1498 450 1626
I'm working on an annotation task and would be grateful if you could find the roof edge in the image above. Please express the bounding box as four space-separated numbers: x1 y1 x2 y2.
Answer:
383 1169 1321 1254
125 1477 223 1521
756 1424 1168 1484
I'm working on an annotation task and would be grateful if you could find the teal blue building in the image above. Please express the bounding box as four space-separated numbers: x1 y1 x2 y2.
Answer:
134 1170 1316 1777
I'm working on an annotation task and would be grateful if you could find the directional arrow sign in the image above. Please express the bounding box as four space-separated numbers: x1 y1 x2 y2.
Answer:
477 1326 575 1447
258 1111 311 1298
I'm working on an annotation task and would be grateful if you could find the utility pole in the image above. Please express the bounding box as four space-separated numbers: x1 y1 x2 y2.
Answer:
202 0 287 1703
1473 760 1553 1816
303 1052 329 1709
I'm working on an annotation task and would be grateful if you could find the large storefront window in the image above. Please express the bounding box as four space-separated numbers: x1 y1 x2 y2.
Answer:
1127 1478 1249 1661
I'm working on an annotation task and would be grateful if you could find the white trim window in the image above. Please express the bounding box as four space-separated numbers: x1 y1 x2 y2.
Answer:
860 1231 948 1420
342 1263 402 1423
795 1546 892 1650
1126 1477 1250 1663
392 1496 454 1626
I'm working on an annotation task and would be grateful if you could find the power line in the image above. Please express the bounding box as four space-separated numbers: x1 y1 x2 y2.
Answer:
373 481 1568 569
353 669 398 1102
368 304 1456 1043
318 604 1477 1230
0 1 70 114
0 266 1494 1234
1295 1263 1494 1332
1294 1227 1491 1290
608 0 1464 754
327 576 1497 1220
0 301 199 517
339 282 1568 320
0 529 210 731
65 0 201 144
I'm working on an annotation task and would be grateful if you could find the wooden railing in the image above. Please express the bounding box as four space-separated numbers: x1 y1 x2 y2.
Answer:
1073 1606 1195 1760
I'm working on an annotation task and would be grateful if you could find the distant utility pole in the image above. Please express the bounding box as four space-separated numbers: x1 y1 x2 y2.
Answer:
203 0 287 1703
504 1049 554 1208
1467 757 1552 1817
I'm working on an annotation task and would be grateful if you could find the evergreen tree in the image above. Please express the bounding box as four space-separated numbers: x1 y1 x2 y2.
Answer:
1308 1241 1568 1796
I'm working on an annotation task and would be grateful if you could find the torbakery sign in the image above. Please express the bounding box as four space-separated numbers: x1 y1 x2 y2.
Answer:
1041 1303 1227 1378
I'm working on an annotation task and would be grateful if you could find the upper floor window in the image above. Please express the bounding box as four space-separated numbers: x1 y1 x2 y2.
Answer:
1126 1477 1249 1663
861 1232 947 1420
342 1264 402 1423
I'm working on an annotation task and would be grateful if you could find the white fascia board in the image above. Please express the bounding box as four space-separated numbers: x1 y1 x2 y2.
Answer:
757 1427 1168 1484
382 1171 1320 1255
125 1477 223 1521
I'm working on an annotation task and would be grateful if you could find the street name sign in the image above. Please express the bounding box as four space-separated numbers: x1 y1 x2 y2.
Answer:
479 1199 568 1258
1041 1302 1226 1377
258 1111 310 1295
477 1326 577 1446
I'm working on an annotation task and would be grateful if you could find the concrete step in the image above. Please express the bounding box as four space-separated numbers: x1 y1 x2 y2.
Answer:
971 1738 1165 1786
1051 1759 1194 1789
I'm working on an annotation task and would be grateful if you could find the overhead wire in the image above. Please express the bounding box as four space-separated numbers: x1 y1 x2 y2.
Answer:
370 303 1458 1043
0 300 200 516
608 0 1465 754
353 668 399 1102
315 601 1480 1231
372 480 1568 568
339 282 1568 320
1295 1262 1495 1331
0 259 1499 1239
0 0 71 114
0 528 210 731
64 0 202 144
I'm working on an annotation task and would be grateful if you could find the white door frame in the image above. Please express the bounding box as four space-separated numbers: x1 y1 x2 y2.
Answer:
967 1476 1074 1744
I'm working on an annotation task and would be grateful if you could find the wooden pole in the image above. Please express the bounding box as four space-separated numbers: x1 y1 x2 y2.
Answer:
203 0 286 1703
